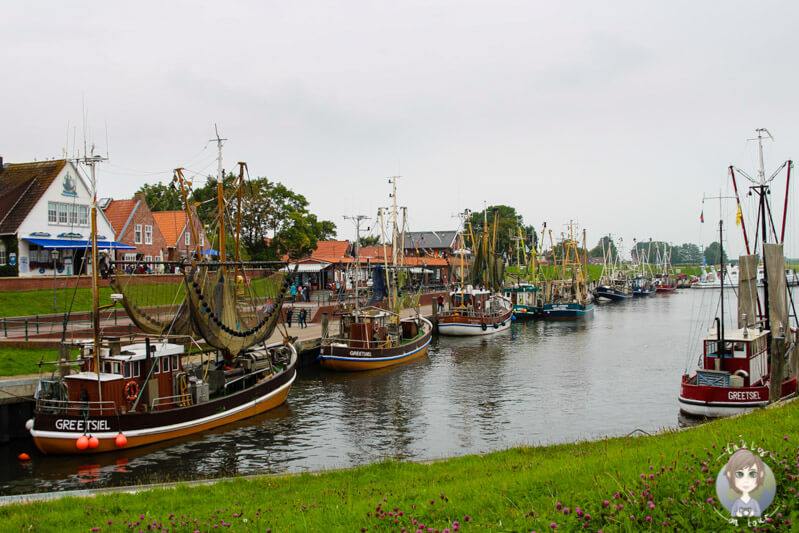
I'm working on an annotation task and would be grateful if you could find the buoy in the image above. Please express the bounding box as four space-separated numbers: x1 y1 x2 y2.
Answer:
76 435 89 450
115 432 128 448
511 315 517 321
18 453 30 461
24 419 34 431
88 435 100 449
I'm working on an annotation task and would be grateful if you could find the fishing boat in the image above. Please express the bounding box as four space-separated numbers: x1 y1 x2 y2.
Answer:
437 208 513 335
679 129 798 418
503 226 544 318
318 177 432 370
653 243 677 293
29 138 297 454
593 236 632 302
543 221 594 319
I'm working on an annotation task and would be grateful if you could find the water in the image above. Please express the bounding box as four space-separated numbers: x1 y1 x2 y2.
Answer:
1 290 715 496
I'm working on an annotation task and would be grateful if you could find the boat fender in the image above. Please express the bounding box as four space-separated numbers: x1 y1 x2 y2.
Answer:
75 435 89 450
511 315 517 321
88 435 100 449
481 323 487 331
493 323 498 329
115 432 128 448
124 381 140 402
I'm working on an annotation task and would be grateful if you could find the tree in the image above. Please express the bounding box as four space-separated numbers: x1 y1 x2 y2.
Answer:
137 181 184 211
589 236 618 260
703 242 728 265
467 205 537 258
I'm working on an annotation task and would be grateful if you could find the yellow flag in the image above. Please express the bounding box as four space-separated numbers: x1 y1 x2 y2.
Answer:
735 204 743 227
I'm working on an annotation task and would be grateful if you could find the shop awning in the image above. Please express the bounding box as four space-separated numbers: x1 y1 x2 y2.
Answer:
201 248 219 256
284 261 332 273
24 237 136 250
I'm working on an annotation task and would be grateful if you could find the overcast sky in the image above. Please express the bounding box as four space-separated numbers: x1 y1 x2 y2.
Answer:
3 1 799 258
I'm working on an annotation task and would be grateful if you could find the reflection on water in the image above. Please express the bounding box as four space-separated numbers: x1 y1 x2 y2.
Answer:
2 291 704 495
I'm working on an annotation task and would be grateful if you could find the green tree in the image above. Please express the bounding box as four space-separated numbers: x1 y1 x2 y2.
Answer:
467 205 537 257
589 236 618 259
137 181 184 211
703 242 728 265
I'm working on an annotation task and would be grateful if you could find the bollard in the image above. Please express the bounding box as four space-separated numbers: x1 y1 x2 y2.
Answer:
114 309 118 325
3 318 6 337
321 312 329 340
25 319 28 341
36 315 39 334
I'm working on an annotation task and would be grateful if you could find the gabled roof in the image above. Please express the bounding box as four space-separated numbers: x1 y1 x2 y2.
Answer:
403 230 458 250
355 246 448 267
103 199 139 239
0 160 67 234
152 211 188 246
310 240 353 263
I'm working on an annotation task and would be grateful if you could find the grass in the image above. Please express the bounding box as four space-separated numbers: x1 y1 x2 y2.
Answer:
0 276 283 319
2 400 799 531
0 347 79 377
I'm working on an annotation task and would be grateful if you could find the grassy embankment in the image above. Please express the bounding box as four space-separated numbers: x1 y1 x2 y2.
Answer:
508 265 703 282
0 277 281 318
2 402 798 531
0 347 66 377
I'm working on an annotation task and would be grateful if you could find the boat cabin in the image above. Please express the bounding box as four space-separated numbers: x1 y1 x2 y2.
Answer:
339 309 391 349
63 341 185 415
449 286 491 311
503 284 541 307
700 327 769 388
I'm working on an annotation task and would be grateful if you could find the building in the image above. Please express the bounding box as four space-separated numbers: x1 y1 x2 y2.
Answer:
0 159 133 277
151 210 210 262
402 230 461 258
102 192 169 271
285 240 353 290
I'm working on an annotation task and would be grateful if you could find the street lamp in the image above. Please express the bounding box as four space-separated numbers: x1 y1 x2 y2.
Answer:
50 249 60 312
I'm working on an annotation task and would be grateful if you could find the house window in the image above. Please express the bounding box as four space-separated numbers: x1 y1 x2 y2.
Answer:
68 204 78 225
124 253 136 262
79 205 88 225
0 250 5 265
185 232 191 246
58 204 68 224
199 233 204 247
144 255 152 270
134 224 142 244
48 202 57 223
144 225 153 244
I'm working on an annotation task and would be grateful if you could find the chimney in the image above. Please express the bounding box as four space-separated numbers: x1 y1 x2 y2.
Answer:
133 191 146 203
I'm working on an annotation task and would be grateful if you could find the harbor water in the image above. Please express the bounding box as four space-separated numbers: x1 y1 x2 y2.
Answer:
0 290 723 495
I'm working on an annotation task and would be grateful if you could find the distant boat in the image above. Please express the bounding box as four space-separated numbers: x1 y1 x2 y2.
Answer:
593 236 632 302
543 221 594 319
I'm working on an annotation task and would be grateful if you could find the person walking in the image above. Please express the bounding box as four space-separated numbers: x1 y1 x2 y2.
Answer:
437 295 444 313
285 307 293 328
290 283 297 303
298 308 307 328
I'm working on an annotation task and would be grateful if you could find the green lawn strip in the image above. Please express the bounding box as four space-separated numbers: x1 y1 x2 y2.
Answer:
3 402 798 531
0 347 81 377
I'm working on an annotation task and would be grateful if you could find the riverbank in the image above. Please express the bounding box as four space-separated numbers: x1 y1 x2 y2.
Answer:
2 399 797 531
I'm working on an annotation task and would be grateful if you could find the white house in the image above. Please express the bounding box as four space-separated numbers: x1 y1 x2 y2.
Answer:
0 158 133 277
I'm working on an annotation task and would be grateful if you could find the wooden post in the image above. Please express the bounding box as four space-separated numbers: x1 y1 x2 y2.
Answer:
770 335 786 403
321 312 329 340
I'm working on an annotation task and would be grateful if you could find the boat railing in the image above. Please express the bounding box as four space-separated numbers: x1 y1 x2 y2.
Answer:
151 394 191 409
321 336 396 349
35 398 118 416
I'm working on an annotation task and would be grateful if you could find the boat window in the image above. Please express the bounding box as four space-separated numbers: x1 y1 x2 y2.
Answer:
705 341 717 356
124 362 131 378
733 342 747 359
113 362 122 375
163 356 170 373
103 361 112 373
154 358 160 374
172 356 179 371
134 361 141 377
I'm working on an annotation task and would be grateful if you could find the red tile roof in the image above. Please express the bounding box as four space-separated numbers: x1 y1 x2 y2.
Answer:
103 199 138 239
152 211 187 246
0 160 67 234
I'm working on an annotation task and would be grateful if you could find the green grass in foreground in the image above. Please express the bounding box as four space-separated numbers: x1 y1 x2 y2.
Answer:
3 402 799 531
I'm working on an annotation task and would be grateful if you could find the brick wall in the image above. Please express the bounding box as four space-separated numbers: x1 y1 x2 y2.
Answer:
116 198 169 262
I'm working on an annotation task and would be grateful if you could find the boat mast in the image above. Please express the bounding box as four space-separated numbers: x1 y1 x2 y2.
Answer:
756 130 771 333
81 151 107 405
344 214 369 306
212 128 227 272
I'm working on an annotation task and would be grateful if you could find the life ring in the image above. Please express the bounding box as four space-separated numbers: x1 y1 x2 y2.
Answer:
481 323 487 331
124 381 139 402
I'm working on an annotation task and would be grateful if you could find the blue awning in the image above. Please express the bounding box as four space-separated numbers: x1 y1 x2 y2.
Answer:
24 237 136 250
201 248 219 256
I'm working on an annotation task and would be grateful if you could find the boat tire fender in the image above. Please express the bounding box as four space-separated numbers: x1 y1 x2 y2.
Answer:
124 381 139 402
493 323 498 329
481 323 487 331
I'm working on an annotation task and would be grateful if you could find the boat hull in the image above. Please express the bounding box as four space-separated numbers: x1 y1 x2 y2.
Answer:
31 348 297 455
512 305 541 319
594 286 631 301
678 374 798 418
318 323 432 371
543 303 594 320
655 286 676 293
437 308 513 336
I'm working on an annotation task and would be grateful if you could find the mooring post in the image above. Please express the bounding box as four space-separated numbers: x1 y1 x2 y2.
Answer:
321 312 329 340
770 334 786 403
35 315 39 334
431 296 438 324
24 319 28 341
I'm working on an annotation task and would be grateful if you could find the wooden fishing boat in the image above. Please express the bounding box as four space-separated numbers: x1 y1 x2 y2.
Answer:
318 176 433 370
679 129 798 418
29 139 297 454
542 221 594 320
503 283 543 319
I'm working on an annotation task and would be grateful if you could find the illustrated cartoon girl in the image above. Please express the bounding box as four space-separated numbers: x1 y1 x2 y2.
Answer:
723 449 766 517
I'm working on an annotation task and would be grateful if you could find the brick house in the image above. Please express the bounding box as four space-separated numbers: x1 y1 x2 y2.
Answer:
151 210 210 261
102 192 169 271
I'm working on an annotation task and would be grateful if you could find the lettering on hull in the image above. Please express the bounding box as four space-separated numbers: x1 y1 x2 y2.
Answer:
54 419 111 432
349 350 372 357
728 390 761 401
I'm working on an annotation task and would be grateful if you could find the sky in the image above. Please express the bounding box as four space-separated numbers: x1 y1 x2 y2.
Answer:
3 1 799 259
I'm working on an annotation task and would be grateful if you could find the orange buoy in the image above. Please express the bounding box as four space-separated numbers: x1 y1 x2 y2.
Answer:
18 453 30 461
88 435 100 449
76 435 89 450
115 432 128 448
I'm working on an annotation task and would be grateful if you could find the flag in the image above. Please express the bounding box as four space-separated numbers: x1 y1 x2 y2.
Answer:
735 204 742 227
700 210 704 223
